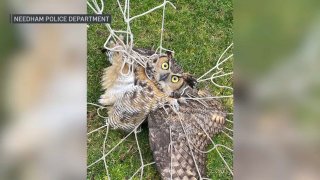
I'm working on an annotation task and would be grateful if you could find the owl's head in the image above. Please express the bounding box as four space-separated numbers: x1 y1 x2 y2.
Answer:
146 51 197 97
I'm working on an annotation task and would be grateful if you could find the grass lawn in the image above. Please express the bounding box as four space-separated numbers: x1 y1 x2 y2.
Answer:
87 0 233 179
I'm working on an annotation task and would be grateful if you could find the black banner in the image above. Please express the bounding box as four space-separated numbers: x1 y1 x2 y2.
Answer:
10 14 111 24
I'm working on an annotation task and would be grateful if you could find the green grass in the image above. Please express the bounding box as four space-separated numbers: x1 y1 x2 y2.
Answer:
88 0 233 179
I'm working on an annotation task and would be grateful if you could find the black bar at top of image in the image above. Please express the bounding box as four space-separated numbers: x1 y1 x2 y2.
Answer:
10 14 112 24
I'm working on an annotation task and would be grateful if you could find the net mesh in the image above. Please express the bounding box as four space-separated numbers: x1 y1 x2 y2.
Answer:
87 0 233 179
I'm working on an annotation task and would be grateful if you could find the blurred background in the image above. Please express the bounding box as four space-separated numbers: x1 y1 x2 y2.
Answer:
0 0 86 179
0 0 320 179
235 0 320 179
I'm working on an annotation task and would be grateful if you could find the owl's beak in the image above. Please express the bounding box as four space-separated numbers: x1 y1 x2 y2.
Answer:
159 73 169 81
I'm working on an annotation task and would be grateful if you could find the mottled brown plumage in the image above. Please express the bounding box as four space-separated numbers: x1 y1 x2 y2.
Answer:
148 88 226 179
100 46 227 178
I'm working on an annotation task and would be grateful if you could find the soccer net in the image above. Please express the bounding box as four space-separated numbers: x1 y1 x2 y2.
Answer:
87 0 233 179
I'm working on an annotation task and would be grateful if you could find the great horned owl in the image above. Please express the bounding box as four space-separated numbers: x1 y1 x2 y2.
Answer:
105 48 198 132
148 86 226 179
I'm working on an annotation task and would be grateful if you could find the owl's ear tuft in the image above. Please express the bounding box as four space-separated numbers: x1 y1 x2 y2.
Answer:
183 74 197 88
166 51 174 59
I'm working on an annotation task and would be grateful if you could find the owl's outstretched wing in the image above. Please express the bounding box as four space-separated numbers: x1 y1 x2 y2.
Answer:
148 94 226 179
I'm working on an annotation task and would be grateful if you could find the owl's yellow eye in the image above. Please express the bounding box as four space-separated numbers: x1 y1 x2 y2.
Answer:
161 62 169 70
171 75 180 83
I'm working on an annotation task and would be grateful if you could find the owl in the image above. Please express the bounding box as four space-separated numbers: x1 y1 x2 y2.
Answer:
106 50 195 132
148 82 226 179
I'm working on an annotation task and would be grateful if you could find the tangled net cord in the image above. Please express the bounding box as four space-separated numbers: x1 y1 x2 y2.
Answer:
87 0 233 179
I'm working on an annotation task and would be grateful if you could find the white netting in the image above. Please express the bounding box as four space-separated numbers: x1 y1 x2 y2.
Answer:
87 0 233 179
